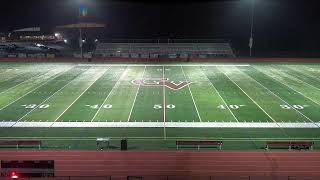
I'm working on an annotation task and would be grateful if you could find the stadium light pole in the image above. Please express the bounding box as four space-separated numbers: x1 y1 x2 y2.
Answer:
79 27 83 59
249 0 255 57
76 0 87 59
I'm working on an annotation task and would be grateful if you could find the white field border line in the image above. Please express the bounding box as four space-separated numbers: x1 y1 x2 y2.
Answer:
127 66 147 122
180 66 202 122
1 136 320 140
255 67 320 107
91 66 128 122
220 69 281 128
0 68 72 112
162 66 166 140
78 64 251 67
236 67 318 127
270 66 320 92
6 122 319 128
0 70 49 96
50 68 109 127
200 67 239 123
11 68 93 126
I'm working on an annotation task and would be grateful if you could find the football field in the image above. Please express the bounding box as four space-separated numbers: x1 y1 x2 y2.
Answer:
0 62 320 150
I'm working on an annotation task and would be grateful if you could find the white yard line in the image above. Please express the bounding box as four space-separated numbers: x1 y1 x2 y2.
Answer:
127 66 147 122
256 67 320 107
0 71 48 96
50 69 107 127
220 69 281 127
0 68 71 111
285 65 320 81
237 67 318 127
180 66 202 122
13 68 97 126
162 66 167 140
199 67 239 122
271 66 320 91
90 67 128 122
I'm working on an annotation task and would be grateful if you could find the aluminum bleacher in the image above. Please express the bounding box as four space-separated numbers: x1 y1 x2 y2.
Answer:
94 39 235 58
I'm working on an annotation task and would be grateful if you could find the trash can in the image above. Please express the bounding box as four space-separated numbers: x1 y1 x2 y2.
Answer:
121 139 127 151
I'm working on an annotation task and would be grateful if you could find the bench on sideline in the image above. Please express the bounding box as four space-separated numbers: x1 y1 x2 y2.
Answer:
266 141 314 151
176 140 223 150
0 140 42 149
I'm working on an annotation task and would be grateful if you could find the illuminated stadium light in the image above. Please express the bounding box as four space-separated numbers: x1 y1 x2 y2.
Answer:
10 171 19 179
54 33 60 37
64 39 68 43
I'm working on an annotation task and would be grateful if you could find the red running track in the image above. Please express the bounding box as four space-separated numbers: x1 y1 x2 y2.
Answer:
0 151 320 179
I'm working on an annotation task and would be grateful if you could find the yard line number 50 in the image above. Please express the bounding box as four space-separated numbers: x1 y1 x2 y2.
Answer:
153 104 176 109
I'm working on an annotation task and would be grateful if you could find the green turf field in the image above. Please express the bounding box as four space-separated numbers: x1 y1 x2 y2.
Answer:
0 62 320 150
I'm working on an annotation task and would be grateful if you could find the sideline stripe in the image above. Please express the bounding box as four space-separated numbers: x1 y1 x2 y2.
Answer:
50 68 108 127
200 67 239 122
127 66 147 122
90 67 128 122
3 121 318 128
181 66 202 122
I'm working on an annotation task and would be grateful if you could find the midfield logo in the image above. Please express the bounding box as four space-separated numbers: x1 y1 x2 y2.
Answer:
132 78 192 90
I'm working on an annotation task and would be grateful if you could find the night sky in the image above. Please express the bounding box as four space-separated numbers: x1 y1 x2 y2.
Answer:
1 0 320 57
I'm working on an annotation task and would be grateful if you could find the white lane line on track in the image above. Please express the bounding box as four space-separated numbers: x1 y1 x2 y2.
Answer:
0 68 72 112
220 68 281 128
91 66 128 122
50 68 108 127
236 67 318 127
200 67 239 123
180 66 202 122
11 68 92 126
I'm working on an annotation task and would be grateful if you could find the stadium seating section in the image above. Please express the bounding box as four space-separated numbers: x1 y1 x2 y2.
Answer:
95 42 235 58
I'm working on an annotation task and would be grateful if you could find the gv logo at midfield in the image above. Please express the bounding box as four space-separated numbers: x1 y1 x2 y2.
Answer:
132 78 192 90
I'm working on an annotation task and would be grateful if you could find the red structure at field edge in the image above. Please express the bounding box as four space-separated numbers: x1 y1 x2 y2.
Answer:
0 150 320 179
